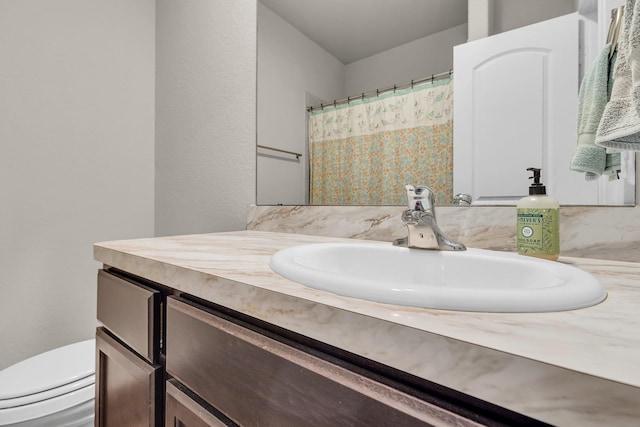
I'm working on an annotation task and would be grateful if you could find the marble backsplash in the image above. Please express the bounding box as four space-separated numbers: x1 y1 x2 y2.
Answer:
247 204 640 262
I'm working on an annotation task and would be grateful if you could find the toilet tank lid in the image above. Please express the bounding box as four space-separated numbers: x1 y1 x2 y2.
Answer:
0 339 95 400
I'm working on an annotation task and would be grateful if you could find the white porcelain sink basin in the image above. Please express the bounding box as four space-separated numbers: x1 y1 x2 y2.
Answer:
269 243 607 313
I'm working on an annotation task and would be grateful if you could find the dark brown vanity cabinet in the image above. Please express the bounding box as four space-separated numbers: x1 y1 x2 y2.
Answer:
164 297 482 427
95 267 541 427
95 269 163 426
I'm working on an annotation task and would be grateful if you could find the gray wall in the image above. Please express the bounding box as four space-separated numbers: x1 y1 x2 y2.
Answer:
492 0 577 35
155 0 256 236
257 2 344 205
0 0 156 369
344 24 468 95
1 0 257 371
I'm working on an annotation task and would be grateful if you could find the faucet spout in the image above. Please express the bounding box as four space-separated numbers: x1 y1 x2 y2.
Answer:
393 185 466 251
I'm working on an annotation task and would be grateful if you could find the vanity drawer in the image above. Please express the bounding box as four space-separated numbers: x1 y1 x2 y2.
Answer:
166 297 480 427
166 379 230 427
97 269 160 363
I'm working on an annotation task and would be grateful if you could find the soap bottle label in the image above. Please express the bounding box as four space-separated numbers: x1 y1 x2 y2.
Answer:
517 208 559 256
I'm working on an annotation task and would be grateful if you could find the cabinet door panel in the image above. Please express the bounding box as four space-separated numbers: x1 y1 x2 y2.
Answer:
95 327 162 427
97 269 160 362
166 380 230 427
166 297 481 427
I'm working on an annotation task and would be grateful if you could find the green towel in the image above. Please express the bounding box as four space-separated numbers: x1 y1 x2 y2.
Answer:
570 43 621 180
596 0 640 151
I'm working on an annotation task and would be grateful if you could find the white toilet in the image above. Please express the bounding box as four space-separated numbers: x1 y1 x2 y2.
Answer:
0 339 95 427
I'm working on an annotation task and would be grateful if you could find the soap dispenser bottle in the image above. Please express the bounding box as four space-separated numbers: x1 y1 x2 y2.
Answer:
517 167 559 261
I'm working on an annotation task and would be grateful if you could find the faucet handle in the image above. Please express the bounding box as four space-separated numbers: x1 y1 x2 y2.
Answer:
404 184 435 211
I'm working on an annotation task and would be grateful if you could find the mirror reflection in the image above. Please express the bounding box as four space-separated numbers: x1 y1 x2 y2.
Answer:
257 0 636 206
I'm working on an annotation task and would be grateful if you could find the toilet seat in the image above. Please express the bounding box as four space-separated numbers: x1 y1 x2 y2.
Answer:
0 384 94 425
0 339 95 401
0 373 94 409
0 339 95 425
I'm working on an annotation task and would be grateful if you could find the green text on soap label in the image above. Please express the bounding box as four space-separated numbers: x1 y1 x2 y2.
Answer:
517 209 559 255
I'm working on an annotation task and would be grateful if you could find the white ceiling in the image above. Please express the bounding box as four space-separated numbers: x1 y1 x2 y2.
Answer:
259 0 468 64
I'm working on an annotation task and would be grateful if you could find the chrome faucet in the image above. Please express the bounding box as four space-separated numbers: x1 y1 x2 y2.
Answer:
393 185 466 251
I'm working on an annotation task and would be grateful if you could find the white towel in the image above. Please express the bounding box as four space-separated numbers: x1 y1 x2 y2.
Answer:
595 0 640 151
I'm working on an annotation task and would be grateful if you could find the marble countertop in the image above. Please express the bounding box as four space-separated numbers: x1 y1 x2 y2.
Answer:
94 230 640 426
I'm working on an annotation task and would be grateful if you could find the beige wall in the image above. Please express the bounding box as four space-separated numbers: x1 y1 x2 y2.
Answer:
0 0 156 369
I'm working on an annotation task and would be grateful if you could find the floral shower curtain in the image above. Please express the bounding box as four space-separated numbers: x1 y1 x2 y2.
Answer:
308 78 453 205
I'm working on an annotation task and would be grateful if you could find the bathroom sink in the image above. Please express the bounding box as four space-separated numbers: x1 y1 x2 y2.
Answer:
269 243 607 313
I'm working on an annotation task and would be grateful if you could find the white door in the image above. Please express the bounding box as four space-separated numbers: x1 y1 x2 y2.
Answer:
454 13 600 205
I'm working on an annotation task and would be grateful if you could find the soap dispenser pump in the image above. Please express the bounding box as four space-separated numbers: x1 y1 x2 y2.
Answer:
516 168 560 261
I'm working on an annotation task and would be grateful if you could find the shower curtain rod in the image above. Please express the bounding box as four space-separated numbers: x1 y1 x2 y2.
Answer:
306 69 453 112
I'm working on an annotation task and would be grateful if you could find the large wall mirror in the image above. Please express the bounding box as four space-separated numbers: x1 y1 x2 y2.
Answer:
256 0 637 207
